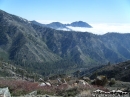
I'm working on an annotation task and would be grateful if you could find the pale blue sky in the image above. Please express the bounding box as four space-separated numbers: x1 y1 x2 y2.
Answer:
0 0 130 24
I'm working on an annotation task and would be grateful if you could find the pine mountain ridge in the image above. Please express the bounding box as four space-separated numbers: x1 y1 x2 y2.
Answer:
0 10 130 75
30 20 92 31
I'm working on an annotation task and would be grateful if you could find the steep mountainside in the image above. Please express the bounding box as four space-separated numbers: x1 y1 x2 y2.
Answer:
32 24 130 65
89 60 130 82
1 10 130 75
100 33 130 60
0 10 61 64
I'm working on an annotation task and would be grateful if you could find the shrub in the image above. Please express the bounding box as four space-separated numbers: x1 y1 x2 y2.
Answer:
92 75 108 86
109 78 116 86
58 87 80 97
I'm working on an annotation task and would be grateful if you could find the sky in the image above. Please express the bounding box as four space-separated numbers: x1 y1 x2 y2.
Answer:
0 0 130 34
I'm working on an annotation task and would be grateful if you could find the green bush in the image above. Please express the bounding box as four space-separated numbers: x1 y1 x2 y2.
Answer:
109 78 116 86
64 88 79 97
92 75 108 86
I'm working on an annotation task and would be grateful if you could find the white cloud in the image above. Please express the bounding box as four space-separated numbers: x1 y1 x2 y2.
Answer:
67 23 130 35
33 20 130 35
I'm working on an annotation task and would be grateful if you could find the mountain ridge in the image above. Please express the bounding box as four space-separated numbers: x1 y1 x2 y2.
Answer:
1 10 130 75
0 9 61 64
66 21 92 28
30 20 92 31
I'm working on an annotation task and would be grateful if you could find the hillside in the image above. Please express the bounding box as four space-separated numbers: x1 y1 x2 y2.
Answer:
32 24 130 65
0 10 61 63
1 10 130 75
90 60 130 82
0 59 41 81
